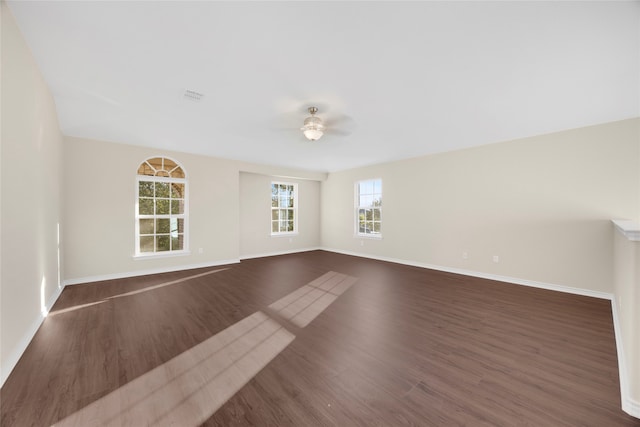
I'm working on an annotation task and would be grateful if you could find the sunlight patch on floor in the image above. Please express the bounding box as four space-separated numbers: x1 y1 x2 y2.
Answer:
51 270 357 426
269 271 358 327
48 268 229 317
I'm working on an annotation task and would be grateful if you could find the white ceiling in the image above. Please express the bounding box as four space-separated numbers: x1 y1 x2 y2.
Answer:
7 1 640 173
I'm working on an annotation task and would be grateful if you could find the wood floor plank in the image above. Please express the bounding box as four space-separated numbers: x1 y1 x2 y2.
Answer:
1 251 638 426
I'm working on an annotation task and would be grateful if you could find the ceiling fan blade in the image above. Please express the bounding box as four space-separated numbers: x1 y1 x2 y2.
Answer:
269 112 302 132
324 114 356 136
325 128 352 137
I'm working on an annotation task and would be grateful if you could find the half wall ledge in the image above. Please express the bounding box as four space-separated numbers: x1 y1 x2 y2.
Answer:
612 219 640 241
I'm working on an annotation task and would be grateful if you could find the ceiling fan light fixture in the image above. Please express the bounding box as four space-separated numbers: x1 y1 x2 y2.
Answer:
301 107 325 141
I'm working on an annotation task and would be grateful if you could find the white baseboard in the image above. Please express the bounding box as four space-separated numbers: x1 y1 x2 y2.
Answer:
610 298 640 419
239 247 321 261
320 247 613 300
1 283 65 387
623 399 640 420
62 259 241 286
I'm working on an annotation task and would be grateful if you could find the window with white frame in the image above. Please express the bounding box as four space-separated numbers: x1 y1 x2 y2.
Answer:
356 178 382 237
135 157 187 255
271 182 297 235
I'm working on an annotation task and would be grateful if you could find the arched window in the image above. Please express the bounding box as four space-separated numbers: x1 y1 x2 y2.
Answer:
135 157 188 256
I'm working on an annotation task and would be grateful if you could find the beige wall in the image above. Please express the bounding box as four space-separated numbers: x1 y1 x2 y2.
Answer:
321 119 640 294
1 2 64 384
239 172 320 258
613 227 640 414
63 137 242 282
62 138 325 283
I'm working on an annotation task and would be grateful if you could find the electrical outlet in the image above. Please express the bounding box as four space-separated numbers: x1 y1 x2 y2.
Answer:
462 252 468 259
493 255 499 263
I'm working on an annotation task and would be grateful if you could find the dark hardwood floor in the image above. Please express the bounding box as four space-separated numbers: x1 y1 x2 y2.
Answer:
1 250 638 426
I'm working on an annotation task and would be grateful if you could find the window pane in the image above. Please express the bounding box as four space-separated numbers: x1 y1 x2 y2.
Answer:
156 199 170 215
139 198 154 215
373 179 381 194
171 199 184 214
288 210 295 221
171 234 184 250
360 180 374 195
139 181 154 197
365 209 373 221
272 210 279 220
163 158 177 172
373 208 381 221
147 157 163 171
156 218 170 233
272 221 279 233
172 218 184 234
138 162 155 176
139 219 154 234
360 195 373 208
137 157 186 178
170 167 185 179
156 182 170 198
171 183 185 198
287 221 294 232
373 222 381 233
359 221 366 233
156 235 170 251
140 236 154 252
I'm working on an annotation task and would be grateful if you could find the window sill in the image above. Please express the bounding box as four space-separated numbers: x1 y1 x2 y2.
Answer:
133 250 191 260
271 232 299 238
355 234 383 240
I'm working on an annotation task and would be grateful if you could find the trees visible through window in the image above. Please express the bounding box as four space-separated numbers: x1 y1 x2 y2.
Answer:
356 179 382 236
136 157 187 255
271 182 297 234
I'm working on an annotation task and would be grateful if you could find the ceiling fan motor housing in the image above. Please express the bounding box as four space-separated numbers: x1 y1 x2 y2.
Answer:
301 107 325 141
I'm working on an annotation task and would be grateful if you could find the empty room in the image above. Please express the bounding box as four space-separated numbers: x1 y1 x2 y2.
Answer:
1 1 640 426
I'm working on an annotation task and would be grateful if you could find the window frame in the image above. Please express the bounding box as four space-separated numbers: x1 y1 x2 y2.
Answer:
355 178 382 239
270 181 298 236
134 157 189 258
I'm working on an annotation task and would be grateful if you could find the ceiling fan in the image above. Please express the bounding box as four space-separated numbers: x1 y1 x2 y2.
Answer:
272 104 355 141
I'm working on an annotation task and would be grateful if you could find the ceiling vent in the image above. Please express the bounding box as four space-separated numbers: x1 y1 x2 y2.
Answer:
183 89 204 102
